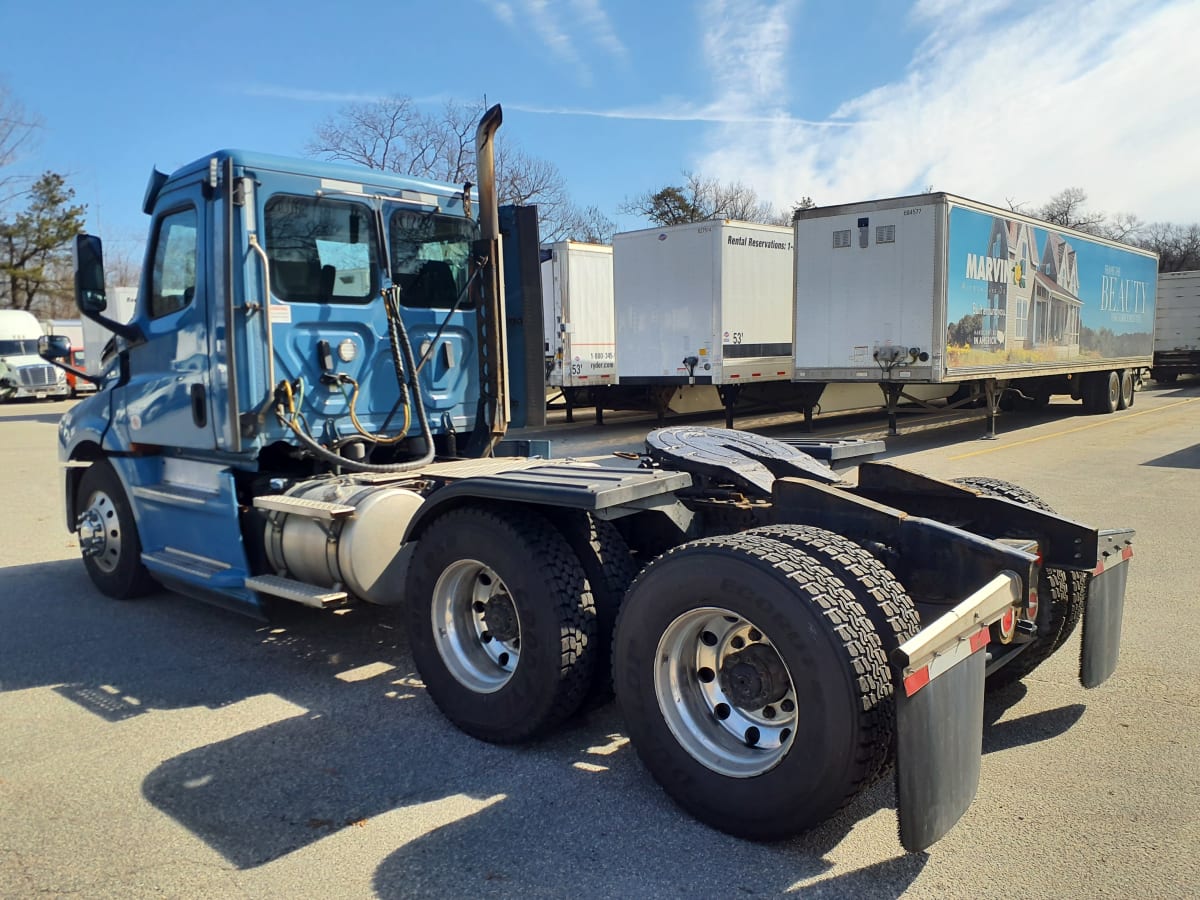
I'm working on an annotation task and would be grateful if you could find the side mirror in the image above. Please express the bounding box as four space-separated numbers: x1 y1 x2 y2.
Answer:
74 233 108 314
38 334 72 362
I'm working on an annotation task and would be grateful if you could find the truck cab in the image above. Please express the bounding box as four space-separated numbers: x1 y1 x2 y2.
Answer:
0 309 70 401
59 141 512 615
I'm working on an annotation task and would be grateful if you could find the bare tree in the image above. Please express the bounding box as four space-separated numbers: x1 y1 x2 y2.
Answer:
1036 187 1108 235
0 82 42 204
308 95 601 243
1137 222 1200 273
620 172 787 226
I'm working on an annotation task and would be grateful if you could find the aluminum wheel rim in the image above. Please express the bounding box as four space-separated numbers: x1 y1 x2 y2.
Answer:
431 559 520 693
653 606 797 778
79 489 122 574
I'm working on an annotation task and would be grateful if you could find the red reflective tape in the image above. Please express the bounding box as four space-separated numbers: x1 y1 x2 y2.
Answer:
751 373 761 377
903 666 931 697
1122 546 1133 561
729 374 740 378
969 626 990 654
1093 560 1104 576
777 371 787 376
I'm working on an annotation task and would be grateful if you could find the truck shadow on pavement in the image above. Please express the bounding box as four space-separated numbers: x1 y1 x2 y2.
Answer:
982 682 1086 754
0 409 65 425
1 558 1084 897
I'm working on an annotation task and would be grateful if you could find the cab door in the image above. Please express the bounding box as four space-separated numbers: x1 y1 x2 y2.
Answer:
113 181 216 450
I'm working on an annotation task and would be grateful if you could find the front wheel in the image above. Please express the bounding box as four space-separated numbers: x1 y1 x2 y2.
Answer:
405 504 598 743
613 533 891 840
76 460 157 599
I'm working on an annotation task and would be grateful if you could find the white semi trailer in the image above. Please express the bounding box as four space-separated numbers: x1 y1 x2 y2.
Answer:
791 193 1158 434
611 219 798 424
1151 270 1200 383
541 242 616 420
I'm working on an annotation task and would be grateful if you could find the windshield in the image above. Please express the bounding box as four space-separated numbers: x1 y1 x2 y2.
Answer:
388 208 478 309
0 339 39 356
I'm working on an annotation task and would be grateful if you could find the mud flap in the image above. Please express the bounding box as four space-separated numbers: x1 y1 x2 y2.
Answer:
895 650 986 852
892 572 1021 852
1080 529 1134 689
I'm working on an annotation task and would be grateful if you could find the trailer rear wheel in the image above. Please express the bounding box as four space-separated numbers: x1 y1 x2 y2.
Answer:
405 505 598 743
952 477 1084 688
1118 370 1135 410
76 460 157 600
613 533 891 840
1085 371 1121 414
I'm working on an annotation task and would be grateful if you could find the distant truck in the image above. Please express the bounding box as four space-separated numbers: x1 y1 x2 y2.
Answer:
44 319 96 395
791 193 1159 433
1151 270 1200 383
0 309 70 401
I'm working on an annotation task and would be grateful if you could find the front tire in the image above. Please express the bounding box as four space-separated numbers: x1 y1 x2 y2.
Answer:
613 533 891 840
76 460 157 599
405 504 598 743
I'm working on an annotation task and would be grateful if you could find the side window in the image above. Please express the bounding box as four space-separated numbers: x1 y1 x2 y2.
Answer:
150 208 198 319
264 195 378 303
389 209 478 309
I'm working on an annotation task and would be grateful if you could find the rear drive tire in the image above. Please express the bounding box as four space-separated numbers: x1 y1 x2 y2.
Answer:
544 509 638 701
952 477 1084 689
613 532 891 840
740 525 919 775
405 504 598 743
76 460 157 599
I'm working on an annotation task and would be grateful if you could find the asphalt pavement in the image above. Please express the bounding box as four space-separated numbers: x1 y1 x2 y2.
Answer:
2 382 1198 898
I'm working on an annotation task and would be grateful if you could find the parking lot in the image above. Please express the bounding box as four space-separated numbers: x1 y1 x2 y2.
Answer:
2 384 1199 899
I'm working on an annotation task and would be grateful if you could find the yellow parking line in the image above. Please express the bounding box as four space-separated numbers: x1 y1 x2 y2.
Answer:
948 396 1199 460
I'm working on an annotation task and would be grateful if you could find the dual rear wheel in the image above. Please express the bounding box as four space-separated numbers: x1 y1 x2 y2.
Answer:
406 510 919 841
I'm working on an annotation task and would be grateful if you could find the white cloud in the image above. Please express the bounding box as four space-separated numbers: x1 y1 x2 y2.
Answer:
570 0 630 65
480 0 631 84
504 99 849 126
695 0 1200 224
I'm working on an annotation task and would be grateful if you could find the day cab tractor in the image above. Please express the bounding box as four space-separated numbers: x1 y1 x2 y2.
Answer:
40 105 1135 852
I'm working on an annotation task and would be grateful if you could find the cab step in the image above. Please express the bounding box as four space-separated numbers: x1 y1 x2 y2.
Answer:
253 495 355 519
244 574 349 609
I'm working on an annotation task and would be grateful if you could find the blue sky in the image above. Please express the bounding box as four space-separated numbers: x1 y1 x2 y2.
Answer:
3 0 1197 266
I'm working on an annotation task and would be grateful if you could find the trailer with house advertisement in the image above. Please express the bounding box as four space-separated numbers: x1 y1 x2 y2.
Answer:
791 193 1158 433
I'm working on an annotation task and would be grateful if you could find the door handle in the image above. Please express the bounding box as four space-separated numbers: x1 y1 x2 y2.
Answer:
190 383 208 427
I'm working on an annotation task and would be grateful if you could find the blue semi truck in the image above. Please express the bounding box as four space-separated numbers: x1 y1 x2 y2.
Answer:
40 106 1135 852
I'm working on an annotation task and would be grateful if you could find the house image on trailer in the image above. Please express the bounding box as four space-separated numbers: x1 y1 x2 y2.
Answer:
982 216 1081 359
1031 232 1082 356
